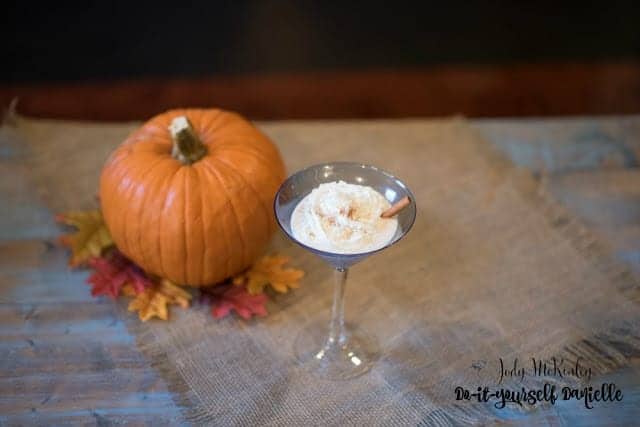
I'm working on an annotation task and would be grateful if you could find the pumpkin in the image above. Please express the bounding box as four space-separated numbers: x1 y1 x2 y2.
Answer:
99 109 286 287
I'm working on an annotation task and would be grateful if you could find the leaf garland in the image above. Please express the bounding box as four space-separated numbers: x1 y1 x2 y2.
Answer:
56 210 113 266
57 209 304 323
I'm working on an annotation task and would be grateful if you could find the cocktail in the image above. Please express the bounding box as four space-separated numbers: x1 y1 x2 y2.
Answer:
274 162 416 379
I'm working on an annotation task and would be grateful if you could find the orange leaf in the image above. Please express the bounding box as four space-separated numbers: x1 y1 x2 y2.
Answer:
121 284 137 297
232 255 304 295
56 210 113 267
128 279 192 321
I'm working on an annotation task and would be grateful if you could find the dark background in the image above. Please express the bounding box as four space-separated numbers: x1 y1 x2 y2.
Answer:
3 1 640 119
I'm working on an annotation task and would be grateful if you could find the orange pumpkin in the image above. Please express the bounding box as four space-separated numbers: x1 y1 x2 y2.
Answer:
99 109 286 286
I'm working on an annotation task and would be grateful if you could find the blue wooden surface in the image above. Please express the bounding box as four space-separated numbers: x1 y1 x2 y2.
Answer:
0 122 183 426
0 117 638 426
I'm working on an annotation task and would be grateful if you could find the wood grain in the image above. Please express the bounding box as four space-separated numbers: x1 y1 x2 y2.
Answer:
1 62 639 121
0 121 183 425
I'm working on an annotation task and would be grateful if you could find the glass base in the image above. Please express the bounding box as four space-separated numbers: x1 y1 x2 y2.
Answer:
294 321 378 380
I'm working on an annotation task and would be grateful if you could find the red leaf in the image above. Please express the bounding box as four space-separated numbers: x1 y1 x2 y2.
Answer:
202 284 268 320
86 250 153 299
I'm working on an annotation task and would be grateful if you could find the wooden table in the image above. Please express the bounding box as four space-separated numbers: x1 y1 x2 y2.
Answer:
1 117 638 426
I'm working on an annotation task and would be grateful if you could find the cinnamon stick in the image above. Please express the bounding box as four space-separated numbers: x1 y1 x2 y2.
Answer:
381 196 411 218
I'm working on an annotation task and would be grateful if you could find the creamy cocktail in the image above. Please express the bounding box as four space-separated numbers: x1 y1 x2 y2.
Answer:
291 181 398 254
274 163 416 380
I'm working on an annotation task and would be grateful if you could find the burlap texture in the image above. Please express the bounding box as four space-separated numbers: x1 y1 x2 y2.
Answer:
11 116 640 426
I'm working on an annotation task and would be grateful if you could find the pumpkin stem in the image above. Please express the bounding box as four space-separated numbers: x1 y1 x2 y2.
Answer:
169 116 207 165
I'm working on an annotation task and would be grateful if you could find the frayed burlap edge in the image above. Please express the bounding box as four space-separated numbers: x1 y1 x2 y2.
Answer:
113 118 640 426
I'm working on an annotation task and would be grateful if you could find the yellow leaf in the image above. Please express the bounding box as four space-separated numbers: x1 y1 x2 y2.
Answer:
157 279 192 308
56 210 113 267
233 255 304 295
127 279 192 321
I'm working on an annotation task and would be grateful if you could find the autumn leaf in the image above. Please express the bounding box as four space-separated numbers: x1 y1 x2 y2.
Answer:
232 255 304 295
128 279 192 321
121 284 137 297
201 283 268 320
86 250 154 299
56 210 113 267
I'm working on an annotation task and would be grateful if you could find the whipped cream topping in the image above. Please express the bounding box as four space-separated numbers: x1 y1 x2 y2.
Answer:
291 181 398 254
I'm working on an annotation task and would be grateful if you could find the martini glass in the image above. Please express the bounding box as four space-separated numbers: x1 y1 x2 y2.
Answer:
274 162 416 380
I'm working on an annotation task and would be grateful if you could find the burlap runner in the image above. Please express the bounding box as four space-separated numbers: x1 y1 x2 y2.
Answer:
10 116 640 425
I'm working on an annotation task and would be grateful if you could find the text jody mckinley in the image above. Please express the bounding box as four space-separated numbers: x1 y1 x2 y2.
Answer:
499 357 592 384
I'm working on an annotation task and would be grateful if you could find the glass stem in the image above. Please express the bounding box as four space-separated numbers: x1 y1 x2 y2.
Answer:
327 267 348 346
